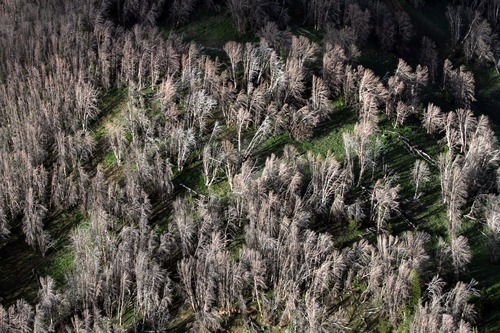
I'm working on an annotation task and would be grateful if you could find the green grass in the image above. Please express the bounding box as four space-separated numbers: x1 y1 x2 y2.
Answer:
103 150 117 167
0 212 86 305
297 123 354 160
175 13 256 49
467 232 500 333
172 159 207 197
42 212 87 286
0 221 48 305
47 250 74 285
92 87 128 139
296 102 358 160
208 179 232 199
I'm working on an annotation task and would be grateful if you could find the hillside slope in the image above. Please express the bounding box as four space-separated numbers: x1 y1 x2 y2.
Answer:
0 0 499 332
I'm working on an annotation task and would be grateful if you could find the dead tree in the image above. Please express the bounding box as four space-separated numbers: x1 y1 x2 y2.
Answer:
224 41 243 86
450 235 472 280
22 187 49 255
371 176 400 232
357 67 387 125
170 126 196 171
395 11 415 53
439 153 468 239
410 276 478 332
420 36 439 83
322 43 347 97
75 77 99 133
422 103 445 135
412 160 431 200
443 59 476 109
485 194 500 263
463 12 495 66
306 152 349 215
34 276 66 333
202 141 223 188
344 4 372 46
446 5 463 47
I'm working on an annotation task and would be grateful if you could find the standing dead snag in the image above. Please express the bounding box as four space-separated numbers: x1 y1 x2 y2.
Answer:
306 152 350 215
443 59 476 109
446 5 463 47
233 106 251 154
386 59 428 127
420 36 439 83
371 176 400 233
222 140 238 191
462 114 498 195
375 5 396 51
283 75 330 141
224 41 243 86
304 0 342 30
75 77 99 133
410 276 478 332
322 43 347 97
290 35 319 68
343 121 379 186
172 198 196 257
455 108 476 154
0 204 9 240
226 0 247 33
485 195 500 263
185 90 216 137
310 75 330 116
169 126 196 172
34 276 67 332
202 142 223 188
283 57 306 105
450 235 472 280
422 103 444 135
395 11 415 53
344 4 372 47
357 67 387 125
23 186 49 255
412 160 431 200
438 153 467 239
157 75 177 110
107 121 127 165
463 12 495 66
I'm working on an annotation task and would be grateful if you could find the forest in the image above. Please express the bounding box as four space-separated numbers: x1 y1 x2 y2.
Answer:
0 0 499 332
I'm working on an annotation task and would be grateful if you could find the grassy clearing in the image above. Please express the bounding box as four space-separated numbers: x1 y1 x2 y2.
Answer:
43 212 86 287
460 214 500 333
294 100 357 161
296 103 357 160
0 220 47 305
0 212 85 305
165 305 194 333
92 87 128 140
174 13 256 49
47 250 74 285
103 150 117 167
296 124 354 160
